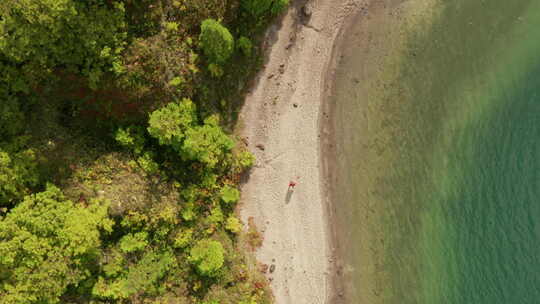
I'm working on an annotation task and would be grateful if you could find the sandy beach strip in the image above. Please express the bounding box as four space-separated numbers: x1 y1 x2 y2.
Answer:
238 1 365 303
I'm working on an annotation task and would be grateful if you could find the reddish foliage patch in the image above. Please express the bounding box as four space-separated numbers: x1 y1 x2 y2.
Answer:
45 72 161 125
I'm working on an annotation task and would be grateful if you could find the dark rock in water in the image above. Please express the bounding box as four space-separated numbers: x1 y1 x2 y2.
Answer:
269 264 276 273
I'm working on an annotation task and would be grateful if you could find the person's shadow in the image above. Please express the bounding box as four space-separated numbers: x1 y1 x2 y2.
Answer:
285 188 294 204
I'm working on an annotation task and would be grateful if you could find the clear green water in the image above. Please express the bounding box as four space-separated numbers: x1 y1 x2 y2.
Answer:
331 1 540 303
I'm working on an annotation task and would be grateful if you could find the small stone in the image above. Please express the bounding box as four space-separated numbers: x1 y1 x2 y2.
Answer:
269 264 276 273
268 74 275 79
293 103 298 108
256 144 265 151
301 5 312 18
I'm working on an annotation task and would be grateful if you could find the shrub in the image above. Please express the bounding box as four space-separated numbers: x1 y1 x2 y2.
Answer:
271 0 289 15
173 228 194 249
0 148 39 206
235 150 256 170
220 185 240 204
199 19 234 63
181 116 234 168
241 0 289 17
188 239 225 277
0 94 24 138
208 205 225 225
93 251 175 299
115 126 146 154
119 232 149 253
208 63 224 78
147 99 197 149
237 36 253 56
137 152 159 174
225 216 242 233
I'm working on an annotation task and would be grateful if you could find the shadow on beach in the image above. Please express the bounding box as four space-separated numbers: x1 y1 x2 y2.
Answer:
285 189 294 204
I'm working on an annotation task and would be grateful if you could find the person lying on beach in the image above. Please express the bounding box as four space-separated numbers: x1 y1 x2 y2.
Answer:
288 181 297 189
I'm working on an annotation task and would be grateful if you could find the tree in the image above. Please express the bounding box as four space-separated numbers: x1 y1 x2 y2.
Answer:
181 115 234 168
0 148 39 206
92 250 174 300
0 92 24 138
199 19 234 63
0 0 127 88
188 239 225 277
241 0 289 17
0 185 113 303
237 36 253 57
147 99 197 150
220 185 240 204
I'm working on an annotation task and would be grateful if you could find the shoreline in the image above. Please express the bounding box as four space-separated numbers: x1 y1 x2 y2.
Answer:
238 0 364 303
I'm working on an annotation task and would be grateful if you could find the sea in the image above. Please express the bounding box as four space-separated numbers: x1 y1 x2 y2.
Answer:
329 0 540 303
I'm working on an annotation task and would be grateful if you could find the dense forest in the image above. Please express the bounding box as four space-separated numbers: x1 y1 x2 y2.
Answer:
0 0 288 303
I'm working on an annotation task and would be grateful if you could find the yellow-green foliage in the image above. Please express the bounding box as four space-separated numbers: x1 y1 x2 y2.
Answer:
220 185 240 204
208 205 225 224
119 232 149 253
0 185 113 303
189 239 225 277
148 100 235 169
235 150 256 172
0 0 127 88
173 228 194 249
0 148 38 206
225 216 242 233
147 98 197 149
115 126 146 154
181 116 235 168
93 250 175 300
137 152 160 174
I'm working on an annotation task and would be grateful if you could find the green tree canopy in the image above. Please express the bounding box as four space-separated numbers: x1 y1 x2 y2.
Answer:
199 19 234 63
0 91 24 137
241 0 289 17
220 185 240 204
0 148 38 206
147 101 234 169
92 250 174 300
188 239 225 277
147 98 197 150
181 115 234 168
0 0 127 88
0 185 113 303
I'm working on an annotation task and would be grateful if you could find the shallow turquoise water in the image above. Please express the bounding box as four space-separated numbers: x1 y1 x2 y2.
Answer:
331 1 540 303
